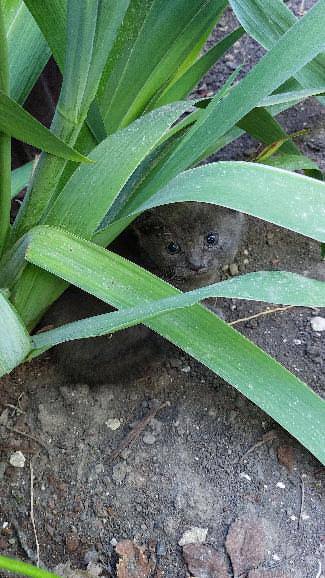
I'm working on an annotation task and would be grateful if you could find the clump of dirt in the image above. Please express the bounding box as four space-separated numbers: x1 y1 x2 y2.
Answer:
1 2 324 577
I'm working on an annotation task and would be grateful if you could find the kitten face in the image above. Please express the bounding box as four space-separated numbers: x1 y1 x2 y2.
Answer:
133 202 246 289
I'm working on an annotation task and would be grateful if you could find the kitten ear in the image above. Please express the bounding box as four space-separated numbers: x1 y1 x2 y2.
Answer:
132 210 164 236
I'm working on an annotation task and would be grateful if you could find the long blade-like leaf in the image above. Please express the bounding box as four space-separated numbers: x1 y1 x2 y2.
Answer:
32 270 325 353
0 91 89 162
259 87 325 107
0 555 61 578
229 0 325 105
155 27 245 106
132 162 325 242
261 153 320 172
0 291 31 377
59 0 130 125
7 1 51 103
11 0 129 244
139 2 325 193
24 226 325 463
120 104 321 224
0 2 11 256
11 161 34 199
23 0 66 71
45 103 193 238
97 0 227 132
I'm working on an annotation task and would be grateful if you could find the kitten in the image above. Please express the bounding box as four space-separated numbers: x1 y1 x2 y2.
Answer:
43 203 246 384
133 202 246 290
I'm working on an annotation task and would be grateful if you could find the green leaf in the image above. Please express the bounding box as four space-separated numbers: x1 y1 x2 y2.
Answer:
0 2 11 257
23 0 66 71
97 0 227 133
143 1 325 190
2 1 20 28
133 161 325 243
259 153 320 172
32 270 325 354
11 161 34 199
0 555 61 578
0 291 31 377
44 103 193 238
7 2 51 104
58 0 130 125
259 87 325 107
94 105 322 248
25 226 325 464
0 91 90 162
154 26 245 106
229 0 325 106
237 107 323 179
11 0 129 245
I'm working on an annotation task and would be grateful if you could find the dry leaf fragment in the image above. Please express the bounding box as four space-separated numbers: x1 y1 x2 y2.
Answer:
225 516 274 577
183 543 229 578
277 445 295 472
116 540 153 578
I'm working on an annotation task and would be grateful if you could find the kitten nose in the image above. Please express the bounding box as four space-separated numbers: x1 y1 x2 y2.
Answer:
188 259 204 272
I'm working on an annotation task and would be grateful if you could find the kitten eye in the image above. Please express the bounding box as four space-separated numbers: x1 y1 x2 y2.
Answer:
206 232 219 245
166 241 181 254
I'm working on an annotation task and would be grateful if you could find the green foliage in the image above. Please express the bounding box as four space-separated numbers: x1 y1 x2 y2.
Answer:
0 555 61 577
0 0 324 468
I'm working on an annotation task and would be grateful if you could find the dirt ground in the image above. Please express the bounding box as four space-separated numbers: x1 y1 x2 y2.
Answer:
0 3 324 577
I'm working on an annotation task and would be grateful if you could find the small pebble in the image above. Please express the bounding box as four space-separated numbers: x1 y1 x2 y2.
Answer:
276 482 286 489
243 258 249 265
9 451 25 468
178 527 208 546
143 433 156 445
293 339 302 345
66 533 79 553
239 472 252 482
105 418 121 431
110 537 118 547
84 549 99 565
310 316 325 332
181 365 191 373
112 463 128 485
229 263 239 276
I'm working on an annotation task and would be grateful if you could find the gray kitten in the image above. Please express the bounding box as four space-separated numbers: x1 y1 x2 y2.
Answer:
133 202 246 290
43 203 246 384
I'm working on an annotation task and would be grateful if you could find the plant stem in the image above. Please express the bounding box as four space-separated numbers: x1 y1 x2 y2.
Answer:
0 1 11 258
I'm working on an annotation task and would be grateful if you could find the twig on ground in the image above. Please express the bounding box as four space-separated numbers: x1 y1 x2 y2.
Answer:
4 425 48 452
111 401 169 462
298 475 305 530
315 560 322 578
229 306 294 326
11 518 36 562
30 462 40 567
0 445 37 454
4 403 26 415
239 430 278 462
